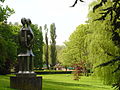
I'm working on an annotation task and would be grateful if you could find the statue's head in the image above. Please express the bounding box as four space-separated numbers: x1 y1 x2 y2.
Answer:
21 18 32 27
27 19 31 25
21 18 27 27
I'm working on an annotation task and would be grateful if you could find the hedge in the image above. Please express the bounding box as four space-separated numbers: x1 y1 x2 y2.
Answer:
34 70 72 74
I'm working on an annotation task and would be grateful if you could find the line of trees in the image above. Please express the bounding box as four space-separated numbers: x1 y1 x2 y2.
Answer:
44 23 57 70
0 22 58 74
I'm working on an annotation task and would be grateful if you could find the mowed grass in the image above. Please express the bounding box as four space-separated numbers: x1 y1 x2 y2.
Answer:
40 74 113 90
0 74 113 90
0 75 16 90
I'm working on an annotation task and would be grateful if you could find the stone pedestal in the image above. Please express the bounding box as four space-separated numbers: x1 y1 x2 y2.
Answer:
10 73 42 90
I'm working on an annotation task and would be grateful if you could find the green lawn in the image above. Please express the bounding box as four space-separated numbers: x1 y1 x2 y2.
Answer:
0 74 113 90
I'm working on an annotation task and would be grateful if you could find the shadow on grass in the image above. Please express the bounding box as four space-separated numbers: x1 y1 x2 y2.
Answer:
2 87 17 90
43 79 109 89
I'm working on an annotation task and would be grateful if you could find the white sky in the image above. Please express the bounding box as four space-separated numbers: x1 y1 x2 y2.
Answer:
4 0 93 45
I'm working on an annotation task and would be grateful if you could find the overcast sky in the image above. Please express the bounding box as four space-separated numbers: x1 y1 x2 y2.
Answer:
4 0 93 45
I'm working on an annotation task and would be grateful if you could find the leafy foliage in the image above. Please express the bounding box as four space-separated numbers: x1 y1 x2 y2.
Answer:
31 24 44 69
0 1 17 74
95 56 120 73
59 1 120 89
88 1 120 89
50 23 57 69
0 0 14 22
0 0 5 2
87 2 120 89
0 23 19 74
44 24 49 69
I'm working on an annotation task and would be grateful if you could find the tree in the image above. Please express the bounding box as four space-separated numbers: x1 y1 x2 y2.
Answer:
44 24 49 69
50 23 57 69
70 0 120 89
0 0 14 22
31 24 44 69
56 45 65 62
59 1 120 88
39 26 44 69
86 1 120 89
0 36 7 74
59 24 92 71
0 1 16 74
0 23 19 74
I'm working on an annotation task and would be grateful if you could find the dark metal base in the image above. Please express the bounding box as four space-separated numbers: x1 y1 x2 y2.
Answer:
10 74 42 90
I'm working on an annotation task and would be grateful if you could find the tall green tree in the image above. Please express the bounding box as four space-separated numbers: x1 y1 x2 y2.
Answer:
39 26 44 69
31 24 44 69
0 23 19 74
50 23 57 69
59 24 91 68
0 0 16 74
44 24 49 69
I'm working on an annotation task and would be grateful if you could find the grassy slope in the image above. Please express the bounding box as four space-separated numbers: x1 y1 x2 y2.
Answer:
0 74 113 90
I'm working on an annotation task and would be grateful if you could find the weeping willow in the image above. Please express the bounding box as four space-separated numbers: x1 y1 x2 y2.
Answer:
60 0 120 88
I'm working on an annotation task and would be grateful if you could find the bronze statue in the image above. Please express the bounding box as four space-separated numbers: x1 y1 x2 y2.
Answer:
10 18 42 90
18 18 34 73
